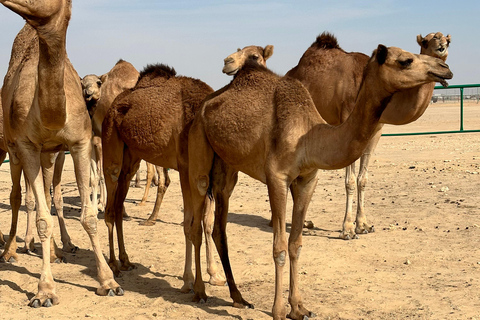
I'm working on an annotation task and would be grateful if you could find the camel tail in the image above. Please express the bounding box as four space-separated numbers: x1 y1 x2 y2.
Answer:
311 32 341 50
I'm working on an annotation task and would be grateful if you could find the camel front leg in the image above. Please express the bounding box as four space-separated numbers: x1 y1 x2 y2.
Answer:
287 171 318 320
141 166 170 226
18 147 59 307
0 160 23 263
138 162 155 207
92 136 106 212
355 128 382 235
340 162 358 240
266 174 289 320
70 140 121 296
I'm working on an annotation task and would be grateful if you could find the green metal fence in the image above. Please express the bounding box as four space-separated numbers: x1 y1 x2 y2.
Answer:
382 83 480 137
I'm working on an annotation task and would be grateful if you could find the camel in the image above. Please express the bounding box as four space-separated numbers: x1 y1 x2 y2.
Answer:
187 46 452 319
101 64 222 288
285 31 451 239
81 63 170 225
81 59 140 212
0 93 73 262
0 0 120 307
226 32 451 239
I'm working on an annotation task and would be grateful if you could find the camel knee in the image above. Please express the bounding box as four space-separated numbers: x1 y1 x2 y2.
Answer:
196 175 209 196
105 165 121 183
288 244 302 261
36 219 53 241
357 172 368 191
274 250 286 267
81 215 98 234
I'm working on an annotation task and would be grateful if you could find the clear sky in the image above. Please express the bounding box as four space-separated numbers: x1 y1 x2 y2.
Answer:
0 0 478 90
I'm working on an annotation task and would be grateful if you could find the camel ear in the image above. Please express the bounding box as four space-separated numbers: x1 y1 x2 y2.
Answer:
376 44 388 65
100 73 108 84
263 45 274 61
416 34 423 46
446 34 451 44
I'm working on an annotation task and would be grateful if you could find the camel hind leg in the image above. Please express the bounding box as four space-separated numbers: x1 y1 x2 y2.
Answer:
0 150 6 246
141 166 171 226
115 147 141 272
211 157 252 308
0 159 23 263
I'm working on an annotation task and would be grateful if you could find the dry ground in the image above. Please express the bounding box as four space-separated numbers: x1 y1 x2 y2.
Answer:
1 102 480 320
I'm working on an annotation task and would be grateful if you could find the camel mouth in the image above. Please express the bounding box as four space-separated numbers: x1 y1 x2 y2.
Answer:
428 71 452 88
222 65 239 76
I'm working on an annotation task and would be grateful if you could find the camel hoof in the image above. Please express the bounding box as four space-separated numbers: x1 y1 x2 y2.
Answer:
107 289 115 297
0 256 17 263
303 220 314 229
42 299 53 307
30 299 41 308
115 287 125 296
233 300 254 309
140 220 156 226
54 257 65 264
193 293 208 303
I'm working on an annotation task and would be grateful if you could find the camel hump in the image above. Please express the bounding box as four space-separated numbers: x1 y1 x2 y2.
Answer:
139 63 177 80
115 58 126 65
311 32 341 50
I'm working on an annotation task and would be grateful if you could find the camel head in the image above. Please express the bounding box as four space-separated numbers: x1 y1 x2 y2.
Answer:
81 74 102 117
417 32 451 61
223 45 274 76
0 0 72 28
371 45 453 92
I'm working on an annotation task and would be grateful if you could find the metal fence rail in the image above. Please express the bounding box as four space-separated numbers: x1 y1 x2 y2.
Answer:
382 83 480 136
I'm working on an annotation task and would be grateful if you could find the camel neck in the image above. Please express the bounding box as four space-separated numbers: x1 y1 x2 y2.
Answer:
307 72 391 170
36 24 68 130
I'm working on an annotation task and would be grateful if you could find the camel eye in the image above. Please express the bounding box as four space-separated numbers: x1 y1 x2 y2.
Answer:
399 58 413 67
251 54 259 60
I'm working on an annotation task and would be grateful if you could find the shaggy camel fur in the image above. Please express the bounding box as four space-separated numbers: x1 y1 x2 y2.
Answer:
81 63 170 225
286 32 451 239
0 0 120 307
187 47 452 319
101 64 227 289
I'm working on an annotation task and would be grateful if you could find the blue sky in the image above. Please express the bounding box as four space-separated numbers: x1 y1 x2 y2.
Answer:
0 0 478 90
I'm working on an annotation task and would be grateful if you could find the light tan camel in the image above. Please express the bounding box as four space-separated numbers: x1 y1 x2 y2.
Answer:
285 31 451 239
81 59 139 213
0 87 75 262
187 46 452 319
0 0 120 307
101 64 226 289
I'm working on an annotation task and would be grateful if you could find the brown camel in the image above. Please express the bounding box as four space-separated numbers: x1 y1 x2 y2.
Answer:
81 63 170 225
285 31 451 239
187 46 452 319
101 64 225 289
0 0 121 307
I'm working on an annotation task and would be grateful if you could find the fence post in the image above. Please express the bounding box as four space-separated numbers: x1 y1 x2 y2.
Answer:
460 87 464 131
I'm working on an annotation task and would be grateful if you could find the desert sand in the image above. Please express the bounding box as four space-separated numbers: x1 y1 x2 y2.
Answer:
1 102 480 319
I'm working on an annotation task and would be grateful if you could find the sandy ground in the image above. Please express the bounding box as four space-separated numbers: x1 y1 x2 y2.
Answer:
1 103 480 320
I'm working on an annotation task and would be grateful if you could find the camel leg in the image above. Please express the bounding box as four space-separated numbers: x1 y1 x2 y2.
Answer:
22 175 36 253
211 157 253 307
355 128 382 235
133 164 142 188
41 152 65 263
187 120 215 302
115 148 141 272
102 121 125 277
52 151 78 253
266 173 289 320
92 136 106 212
138 162 155 207
70 140 121 297
0 160 23 263
141 167 170 226
287 171 318 320
0 150 7 246
340 162 358 240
